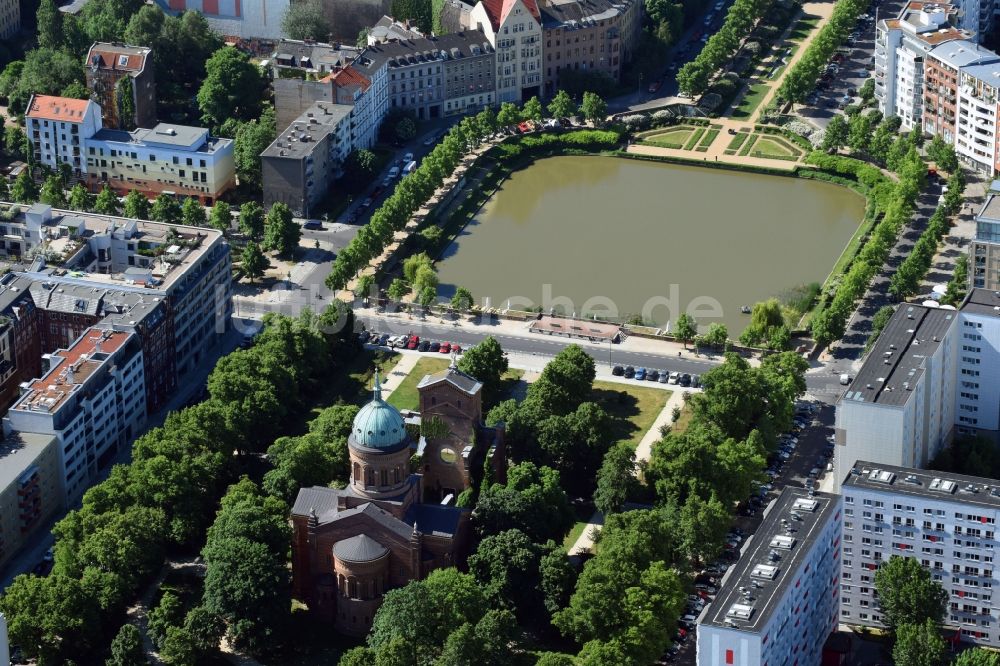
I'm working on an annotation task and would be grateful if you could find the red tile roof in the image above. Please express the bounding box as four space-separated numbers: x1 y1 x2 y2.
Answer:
322 66 372 92
481 0 540 30
26 95 93 122
87 48 148 72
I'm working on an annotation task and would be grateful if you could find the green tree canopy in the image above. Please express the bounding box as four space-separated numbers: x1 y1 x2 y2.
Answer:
106 623 145 666
241 241 267 283
197 47 264 130
474 462 575 543
39 174 67 208
593 443 637 515
234 109 276 191
123 190 149 219
263 202 300 257
239 201 265 241
181 197 207 227
151 193 182 224
548 90 576 119
456 336 508 407
874 556 948 631
579 92 607 124
281 0 331 40
893 618 947 666
69 183 94 211
209 200 232 233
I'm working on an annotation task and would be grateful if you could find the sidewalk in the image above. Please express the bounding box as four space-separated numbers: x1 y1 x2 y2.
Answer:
378 353 420 400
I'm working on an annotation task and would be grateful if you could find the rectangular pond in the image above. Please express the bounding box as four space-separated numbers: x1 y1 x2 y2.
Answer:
435 156 866 333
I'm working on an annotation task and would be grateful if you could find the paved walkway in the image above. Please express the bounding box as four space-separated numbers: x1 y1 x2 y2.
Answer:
377 352 421 400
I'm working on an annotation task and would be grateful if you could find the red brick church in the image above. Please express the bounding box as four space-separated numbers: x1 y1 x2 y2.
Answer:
290 362 504 636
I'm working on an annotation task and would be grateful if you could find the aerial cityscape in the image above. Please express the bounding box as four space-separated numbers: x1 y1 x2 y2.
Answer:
0 0 999 663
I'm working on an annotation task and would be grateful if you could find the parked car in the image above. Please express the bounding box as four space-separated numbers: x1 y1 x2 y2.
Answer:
377 333 390 346
612 365 625 376
439 342 452 354
680 373 691 386
361 197 374 208
387 166 400 179
669 371 680 384
647 369 660 382
658 370 669 384
691 374 701 387
624 366 636 378
634 367 647 381
429 341 441 352
451 344 462 354
407 335 420 350
403 152 414 163
302 220 323 230
417 340 430 352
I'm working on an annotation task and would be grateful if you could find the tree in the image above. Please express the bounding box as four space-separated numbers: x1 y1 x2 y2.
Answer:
848 112 874 154
69 183 93 211
39 174 67 208
239 201 265 241
0 573 102 663
123 190 149 219
123 4 164 51
234 109 276 191
467 529 545 614
866 304 895 351
548 90 576 119
4 125 28 160
822 114 849 151
38 0 65 49
148 591 184 649
699 322 728 349
181 197 207 227
579 92 607 124
874 556 948 631
209 201 232 233
11 170 38 204
197 47 264 129
497 102 522 127
674 313 697 348
395 116 417 143
474 462 575 543
388 278 410 302
540 546 577 617
106 623 146 666
523 95 544 122
954 649 1000 666
3 48 85 116
91 186 120 215
457 336 508 406
593 444 637 515
281 0 330 40
241 242 267 283
417 285 437 308
678 493 730 564
263 202 300 256
151 193 182 225
893 619 947 666
344 148 379 189
451 286 474 310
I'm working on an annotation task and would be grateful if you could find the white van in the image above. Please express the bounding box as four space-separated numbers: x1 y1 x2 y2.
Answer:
403 160 417 175
840 373 851 385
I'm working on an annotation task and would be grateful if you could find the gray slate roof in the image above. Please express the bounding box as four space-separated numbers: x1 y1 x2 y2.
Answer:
333 533 390 562
416 367 482 395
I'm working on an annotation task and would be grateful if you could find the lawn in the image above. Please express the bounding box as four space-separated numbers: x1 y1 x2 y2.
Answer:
563 520 590 549
683 127 706 151
731 82 771 120
589 380 670 449
751 135 803 160
726 132 750 153
637 126 697 149
738 133 759 156
696 128 720 151
671 402 695 435
387 357 452 411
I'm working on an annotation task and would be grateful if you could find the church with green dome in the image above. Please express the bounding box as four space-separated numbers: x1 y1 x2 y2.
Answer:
289 364 505 637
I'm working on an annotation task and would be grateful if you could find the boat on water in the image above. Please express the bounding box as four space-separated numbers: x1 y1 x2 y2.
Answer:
740 305 751 314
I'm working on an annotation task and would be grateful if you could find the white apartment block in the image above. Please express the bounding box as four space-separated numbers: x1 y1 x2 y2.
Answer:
841 462 1000 646
875 3 970 130
25 95 103 175
835 304 959 488
6 329 145 504
954 289 1000 441
696 488 842 666
471 0 543 102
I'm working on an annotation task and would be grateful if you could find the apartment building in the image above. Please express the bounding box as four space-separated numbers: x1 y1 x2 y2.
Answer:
953 289 1000 442
0 431 61 572
841 461 1000 647
366 32 497 119
540 0 641 97
7 329 146 504
696 488 842 666
26 95 235 203
0 274 43 411
367 15 425 44
874 3 971 131
261 102 354 217
154 0 288 40
470 0 543 102
25 95 103 176
835 304 959 488
85 43 158 130
972 189 1000 290
0 204 232 406
0 0 19 39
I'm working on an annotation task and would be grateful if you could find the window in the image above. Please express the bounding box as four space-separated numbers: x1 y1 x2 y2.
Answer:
118 54 129 66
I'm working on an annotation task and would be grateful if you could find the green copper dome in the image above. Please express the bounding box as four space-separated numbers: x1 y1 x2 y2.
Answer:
352 370 408 449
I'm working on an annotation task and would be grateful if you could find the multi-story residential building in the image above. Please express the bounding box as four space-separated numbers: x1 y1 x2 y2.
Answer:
25 95 103 176
366 32 496 119
948 0 995 37
953 288 1000 442
841 461 1000 646
26 95 235 203
972 189 1000 290
7 329 146 504
367 15 425 44
696 488 842 666
84 121 235 204
0 204 232 407
875 3 970 131
540 0 641 97
955 62 1000 173
261 102 355 217
154 0 288 40
835 304 959 488
85 43 158 130
0 430 61 572
470 0 543 101
0 0 19 39
0 274 42 411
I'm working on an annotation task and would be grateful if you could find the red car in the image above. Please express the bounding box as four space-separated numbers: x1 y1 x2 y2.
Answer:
451 344 462 354
518 121 534 133
439 342 451 354
406 335 420 350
